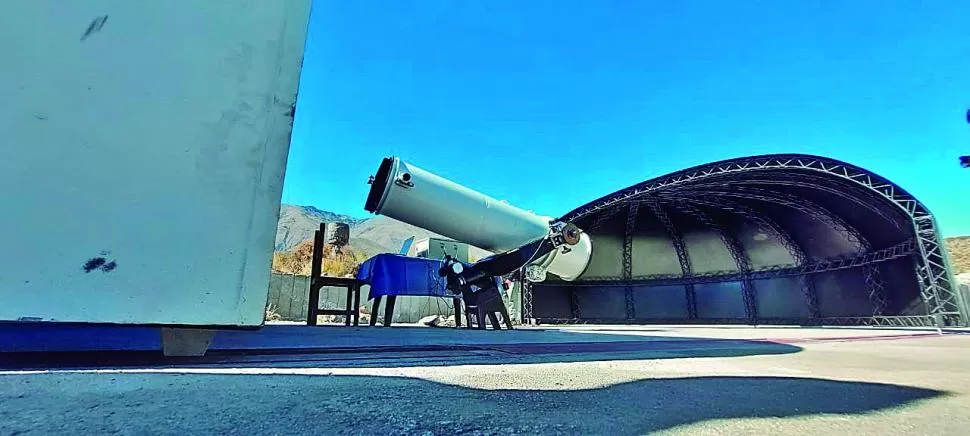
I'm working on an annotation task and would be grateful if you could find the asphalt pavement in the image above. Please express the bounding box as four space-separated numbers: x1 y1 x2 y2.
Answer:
1 326 968 435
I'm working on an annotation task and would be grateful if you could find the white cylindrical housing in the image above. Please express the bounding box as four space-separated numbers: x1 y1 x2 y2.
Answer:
365 157 552 253
534 232 593 281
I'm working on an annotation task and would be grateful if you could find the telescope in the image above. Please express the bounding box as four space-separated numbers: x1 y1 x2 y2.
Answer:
364 157 592 293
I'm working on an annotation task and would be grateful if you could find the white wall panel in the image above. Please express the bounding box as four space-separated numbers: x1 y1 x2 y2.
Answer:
0 0 312 326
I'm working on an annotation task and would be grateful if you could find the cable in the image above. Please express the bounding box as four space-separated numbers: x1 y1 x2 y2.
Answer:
424 258 456 324
523 235 552 266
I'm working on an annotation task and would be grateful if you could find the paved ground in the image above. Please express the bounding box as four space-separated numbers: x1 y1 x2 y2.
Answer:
1 326 968 435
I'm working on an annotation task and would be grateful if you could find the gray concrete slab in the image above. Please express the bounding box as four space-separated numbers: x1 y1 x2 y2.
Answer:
211 324 945 350
3 320 955 354
1 326 968 435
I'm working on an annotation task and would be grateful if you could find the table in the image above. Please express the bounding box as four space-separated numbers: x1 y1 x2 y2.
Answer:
355 254 462 327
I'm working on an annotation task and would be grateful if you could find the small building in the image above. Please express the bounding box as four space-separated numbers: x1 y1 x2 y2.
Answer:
409 237 471 263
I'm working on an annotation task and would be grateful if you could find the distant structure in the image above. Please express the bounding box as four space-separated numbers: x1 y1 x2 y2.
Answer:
324 222 350 256
408 237 471 264
523 154 966 327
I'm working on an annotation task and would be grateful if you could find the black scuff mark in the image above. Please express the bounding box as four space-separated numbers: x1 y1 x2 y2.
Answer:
81 15 109 41
18 317 43 322
83 257 106 273
286 103 296 126
34 114 47 120
83 257 118 273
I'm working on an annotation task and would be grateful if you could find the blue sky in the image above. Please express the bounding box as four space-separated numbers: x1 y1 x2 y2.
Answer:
283 1 970 236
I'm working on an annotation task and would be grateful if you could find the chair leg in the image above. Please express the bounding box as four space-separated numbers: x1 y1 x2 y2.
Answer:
353 285 361 327
344 287 353 326
307 281 320 326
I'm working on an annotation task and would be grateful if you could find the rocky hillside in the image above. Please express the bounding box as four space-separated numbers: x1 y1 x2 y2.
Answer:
946 236 970 274
351 215 443 254
275 205 364 251
275 204 483 258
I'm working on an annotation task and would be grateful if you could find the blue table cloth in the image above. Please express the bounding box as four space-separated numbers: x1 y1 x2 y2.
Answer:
356 254 453 299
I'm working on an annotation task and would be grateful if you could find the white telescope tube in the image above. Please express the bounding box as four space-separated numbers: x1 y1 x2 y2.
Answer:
365 156 592 281
365 157 553 253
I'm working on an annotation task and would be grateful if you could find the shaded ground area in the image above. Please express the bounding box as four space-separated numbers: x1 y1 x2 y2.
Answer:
1 321 952 352
0 373 947 435
1 327 968 434
3 324 948 370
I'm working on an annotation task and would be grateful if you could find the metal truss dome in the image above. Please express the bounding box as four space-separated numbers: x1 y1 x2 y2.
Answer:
522 154 966 327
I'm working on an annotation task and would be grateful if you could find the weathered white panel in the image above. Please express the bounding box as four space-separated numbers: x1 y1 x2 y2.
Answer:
735 222 797 269
578 212 625 279
582 233 624 278
683 230 736 273
631 230 683 276
0 0 311 326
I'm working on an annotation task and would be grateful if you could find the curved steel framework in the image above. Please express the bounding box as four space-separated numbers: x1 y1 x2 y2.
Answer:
622 203 639 320
670 201 759 321
520 154 965 327
643 199 698 318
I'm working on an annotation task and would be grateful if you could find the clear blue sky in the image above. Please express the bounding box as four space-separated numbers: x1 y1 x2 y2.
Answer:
283 1 970 236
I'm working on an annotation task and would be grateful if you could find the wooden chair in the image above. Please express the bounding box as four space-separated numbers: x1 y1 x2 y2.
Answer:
306 223 363 326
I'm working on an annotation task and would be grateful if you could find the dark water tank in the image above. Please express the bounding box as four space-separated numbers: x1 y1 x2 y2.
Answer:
325 222 350 247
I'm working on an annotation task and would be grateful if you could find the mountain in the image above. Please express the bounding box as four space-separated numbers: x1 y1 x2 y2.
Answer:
275 205 366 251
946 236 969 274
351 215 444 254
276 204 488 258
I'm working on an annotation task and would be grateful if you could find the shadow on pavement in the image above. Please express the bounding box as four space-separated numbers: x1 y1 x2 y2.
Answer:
196 336 803 370
0 329 803 370
0 372 945 435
